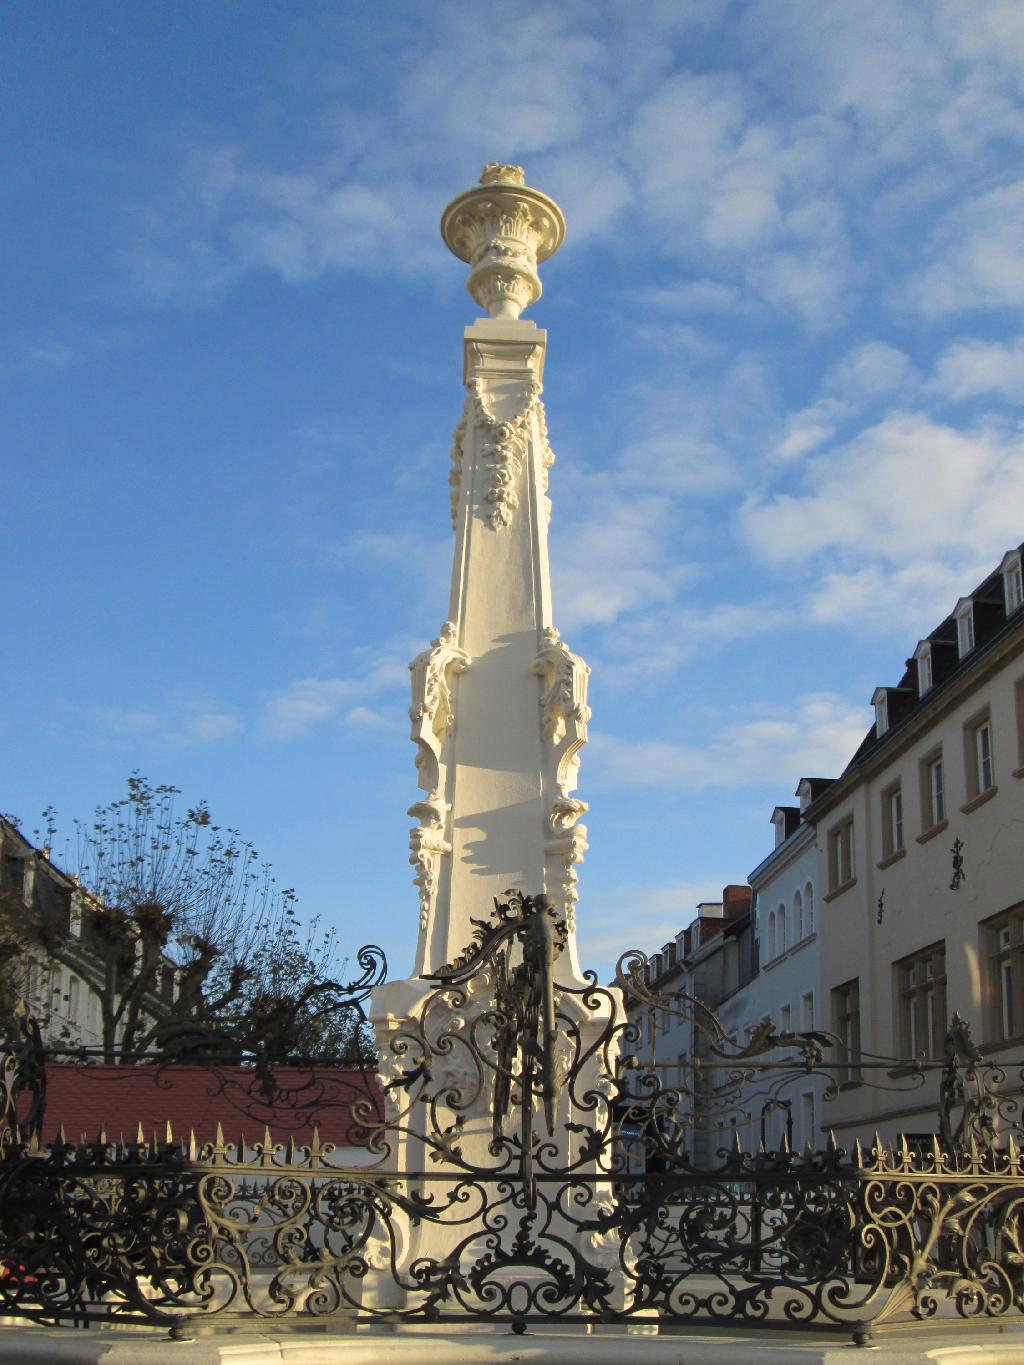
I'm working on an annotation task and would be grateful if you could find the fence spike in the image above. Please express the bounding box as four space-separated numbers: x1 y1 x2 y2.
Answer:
1008 1133 1019 1169
58 1123 67 1146
262 1125 274 1163
872 1130 885 1166
310 1124 322 1161
826 1128 838 1155
780 1128 791 1154
98 1127 107 1146
853 1138 864 1168
285 1134 297 1166
166 1119 174 1146
189 1128 198 1162
136 1121 146 1146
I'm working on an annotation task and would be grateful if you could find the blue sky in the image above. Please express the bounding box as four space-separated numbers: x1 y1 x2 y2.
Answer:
4 1 1024 982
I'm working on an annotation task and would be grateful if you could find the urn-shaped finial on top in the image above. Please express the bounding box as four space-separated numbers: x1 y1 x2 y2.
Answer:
441 165 565 320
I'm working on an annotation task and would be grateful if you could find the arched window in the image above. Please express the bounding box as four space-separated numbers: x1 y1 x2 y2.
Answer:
777 904 787 955
793 889 803 942
805 881 814 935
767 911 776 961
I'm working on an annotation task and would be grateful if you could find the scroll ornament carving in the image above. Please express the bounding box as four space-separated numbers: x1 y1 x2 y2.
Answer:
532 627 591 757
544 824 588 935
533 627 592 932
407 623 471 929
409 829 451 932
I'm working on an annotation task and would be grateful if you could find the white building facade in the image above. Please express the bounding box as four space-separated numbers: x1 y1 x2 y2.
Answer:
809 543 1024 1147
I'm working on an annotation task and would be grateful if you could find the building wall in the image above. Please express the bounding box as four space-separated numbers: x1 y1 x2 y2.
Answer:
816 623 1024 1144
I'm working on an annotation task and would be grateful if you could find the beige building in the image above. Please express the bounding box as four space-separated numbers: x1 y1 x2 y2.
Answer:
807 543 1024 1145
1 817 175 1052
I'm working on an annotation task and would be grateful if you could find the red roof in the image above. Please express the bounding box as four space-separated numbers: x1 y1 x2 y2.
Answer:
26 1063 383 1149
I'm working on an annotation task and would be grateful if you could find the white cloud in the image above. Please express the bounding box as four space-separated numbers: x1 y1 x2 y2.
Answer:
187 712 241 742
772 343 917 462
910 180 1024 318
824 342 916 400
933 336 1024 400
24 339 82 370
744 412 1024 568
597 600 788 685
590 692 864 793
261 656 408 740
551 493 690 632
774 398 849 462
579 876 734 966
806 560 988 637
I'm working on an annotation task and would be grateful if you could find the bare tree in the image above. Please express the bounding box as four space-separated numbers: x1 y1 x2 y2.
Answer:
5 777 374 1064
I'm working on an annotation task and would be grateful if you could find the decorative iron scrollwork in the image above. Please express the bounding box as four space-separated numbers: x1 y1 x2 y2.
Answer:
2 902 1024 1344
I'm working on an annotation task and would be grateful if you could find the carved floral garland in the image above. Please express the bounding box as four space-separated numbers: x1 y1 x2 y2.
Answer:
448 381 555 531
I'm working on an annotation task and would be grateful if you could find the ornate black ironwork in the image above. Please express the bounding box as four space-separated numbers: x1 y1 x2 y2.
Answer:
950 835 966 891
1 897 1024 1346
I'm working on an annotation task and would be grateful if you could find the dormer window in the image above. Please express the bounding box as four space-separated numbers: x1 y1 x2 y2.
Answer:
872 687 889 737
771 808 787 848
955 599 975 658
1001 550 1023 615
914 641 933 697
796 778 812 813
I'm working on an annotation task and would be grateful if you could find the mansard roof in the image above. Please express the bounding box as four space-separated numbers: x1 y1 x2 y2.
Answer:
808 541 1024 818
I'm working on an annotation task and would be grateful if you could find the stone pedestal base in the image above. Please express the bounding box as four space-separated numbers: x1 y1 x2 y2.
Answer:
4 1324 1024 1363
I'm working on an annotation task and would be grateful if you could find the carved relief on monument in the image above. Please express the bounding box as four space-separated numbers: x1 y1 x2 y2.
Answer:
533 626 592 928
464 376 541 530
440 164 564 321
407 622 470 928
448 401 469 531
532 627 591 766
544 823 589 935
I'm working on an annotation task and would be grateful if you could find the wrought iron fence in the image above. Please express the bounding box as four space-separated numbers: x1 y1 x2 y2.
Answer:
1 891 1023 1346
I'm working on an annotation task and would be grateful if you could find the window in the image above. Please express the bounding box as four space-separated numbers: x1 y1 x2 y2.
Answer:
955 598 975 658
793 889 803 941
766 911 776 961
1003 550 1023 615
872 687 889 737
827 818 855 894
68 975 80 1019
964 710 995 803
831 979 861 1083
1016 676 1024 772
777 905 787 955
800 1090 816 1150
984 906 1024 1043
804 882 814 935
914 641 933 696
895 943 946 1061
920 749 946 830
881 783 904 860
779 1003 791 1035
801 991 814 1031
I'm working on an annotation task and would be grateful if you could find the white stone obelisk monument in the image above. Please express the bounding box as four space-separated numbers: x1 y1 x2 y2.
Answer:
364 169 621 1312
401 163 591 987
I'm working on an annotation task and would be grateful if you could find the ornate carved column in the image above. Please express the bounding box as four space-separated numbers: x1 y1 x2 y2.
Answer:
399 163 590 985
